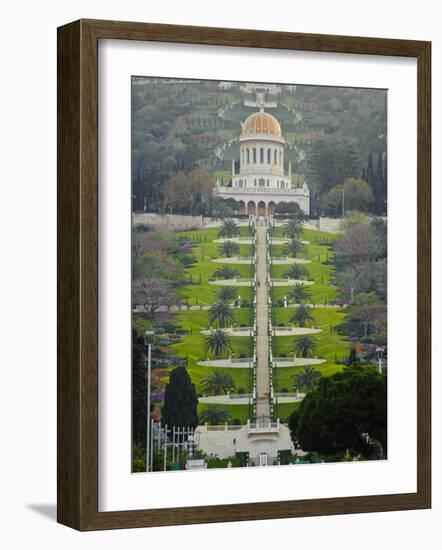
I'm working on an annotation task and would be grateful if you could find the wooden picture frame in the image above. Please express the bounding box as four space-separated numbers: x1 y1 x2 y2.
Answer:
57 19 431 531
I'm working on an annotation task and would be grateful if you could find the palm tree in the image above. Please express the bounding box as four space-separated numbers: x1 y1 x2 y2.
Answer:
217 286 237 302
218 219 240 238
210 198 237 221
293 366 321 392
283 264 309 280
218 240 240 257
209 301 235 328
283 219 303 239
289 283 311 304
199 405 231 426
212 265 240 280
285 239 306 258
201 370 236 395
290 304 315 327
204 329 232 357
294 335 318 358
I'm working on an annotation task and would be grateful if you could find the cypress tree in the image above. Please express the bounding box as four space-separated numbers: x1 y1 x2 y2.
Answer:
132 330 147 450
162 366 198 429
366 152 375 190
375 152 384 214
339 142 359 181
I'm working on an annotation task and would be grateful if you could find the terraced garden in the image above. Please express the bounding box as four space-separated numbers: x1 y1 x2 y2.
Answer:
166 220 350 424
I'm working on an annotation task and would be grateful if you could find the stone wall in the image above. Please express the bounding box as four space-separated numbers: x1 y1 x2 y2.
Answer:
318 217 343 233
132 212 209 231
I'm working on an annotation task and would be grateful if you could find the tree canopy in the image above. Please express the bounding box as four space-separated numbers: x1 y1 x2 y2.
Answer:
320 178 374 216
162 366 199 429
199 406 231 425
289 366 387 457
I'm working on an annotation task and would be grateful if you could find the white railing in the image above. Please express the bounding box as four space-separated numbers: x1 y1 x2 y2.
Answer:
203 424 244 431
218 187 306 195
272 326 295 332
248 417 280 432
227 393 252 399
229 326 253 333
274 392 304 398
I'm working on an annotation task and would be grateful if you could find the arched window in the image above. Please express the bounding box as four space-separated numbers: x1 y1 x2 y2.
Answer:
254 179 257 187
274 150 277 164
241 150 244 165
260 148 264 163
267 148 271 163
247 149 250 163
259 178 265 187
253 148 257 163
267 179 270 187
279 151 282 165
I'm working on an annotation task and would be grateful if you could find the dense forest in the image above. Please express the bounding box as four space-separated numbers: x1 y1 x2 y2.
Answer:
131 78 387 217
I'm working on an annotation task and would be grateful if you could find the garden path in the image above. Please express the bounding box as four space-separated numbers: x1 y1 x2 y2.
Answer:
255 221 271 418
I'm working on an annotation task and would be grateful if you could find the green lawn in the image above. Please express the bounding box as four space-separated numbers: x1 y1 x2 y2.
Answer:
271 306 348 392
274 402 299 423
269 226 348 393
177 226 254 306
166 222 349 423
198 403 250 424
271 262 337 304
170 309 254 393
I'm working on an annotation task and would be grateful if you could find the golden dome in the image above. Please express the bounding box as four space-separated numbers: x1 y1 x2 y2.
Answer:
242 110 282 138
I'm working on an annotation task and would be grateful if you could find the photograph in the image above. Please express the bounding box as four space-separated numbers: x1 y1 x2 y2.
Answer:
131 77 388 472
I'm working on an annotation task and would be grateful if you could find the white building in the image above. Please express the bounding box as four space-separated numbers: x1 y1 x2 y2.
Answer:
195 419 302 465
216 108 310 216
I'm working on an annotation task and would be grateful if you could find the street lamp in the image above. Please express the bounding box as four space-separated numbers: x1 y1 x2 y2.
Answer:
144 329 155 471
376 346 385 374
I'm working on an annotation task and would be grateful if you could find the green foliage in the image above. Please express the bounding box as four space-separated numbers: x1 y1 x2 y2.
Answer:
283 265 309 280
210 198 240 221
212 265 240 280
289 304 316 328
216 286 237 302
132 443 146 472
274 202 308 221
203 329 233 357
132 329 147 451
285 239 306 258
201 370 236 395
347 347 358 365
208 301 235 328
131 80 386 215
218 219 240 238
289 366 387 457
294 336 318 358
162 366 198 429
305 140 360 194
199 405 231 425
288 283 311 304
364 151 387 215
320 178 374 216
293 365 321 391
218 240 240 257
282 219 304 240
177 253 196 267
151 448 176 472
